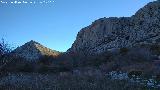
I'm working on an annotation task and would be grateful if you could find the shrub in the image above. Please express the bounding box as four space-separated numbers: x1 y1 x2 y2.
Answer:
150 44 160 55
119 47 129 55
38 55 54 65
155 75 160 83
19 63 35 72
124 47 153 62
128 70 143 78
1 56 35 72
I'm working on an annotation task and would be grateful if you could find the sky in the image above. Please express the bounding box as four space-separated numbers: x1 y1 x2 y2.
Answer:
0 0 156 52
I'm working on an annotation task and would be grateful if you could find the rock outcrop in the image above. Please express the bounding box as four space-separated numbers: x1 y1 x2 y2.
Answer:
68 1 160 55
12 40 60 61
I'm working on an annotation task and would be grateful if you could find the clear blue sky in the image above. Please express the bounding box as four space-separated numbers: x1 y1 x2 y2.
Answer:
0 0 155 52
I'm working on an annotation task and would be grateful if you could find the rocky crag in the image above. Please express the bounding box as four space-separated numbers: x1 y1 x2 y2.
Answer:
12 40 60 61
68 1 160 55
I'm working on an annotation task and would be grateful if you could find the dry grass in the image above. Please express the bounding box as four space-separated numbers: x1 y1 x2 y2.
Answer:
0 69 157 90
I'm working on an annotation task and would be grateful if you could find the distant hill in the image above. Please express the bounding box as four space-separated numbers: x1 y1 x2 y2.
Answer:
12 40 61 61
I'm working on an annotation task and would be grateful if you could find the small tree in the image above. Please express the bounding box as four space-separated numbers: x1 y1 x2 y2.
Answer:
0 38 13 70
0 38 12 57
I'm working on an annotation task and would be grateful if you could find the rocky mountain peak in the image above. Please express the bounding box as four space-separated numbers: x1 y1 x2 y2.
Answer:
28 40 39 44
133 1 160 18
68 1 160 55
12 40 60 61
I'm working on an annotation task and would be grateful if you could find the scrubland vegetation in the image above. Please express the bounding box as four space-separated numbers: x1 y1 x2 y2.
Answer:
1 39 160 90
0 69 156 90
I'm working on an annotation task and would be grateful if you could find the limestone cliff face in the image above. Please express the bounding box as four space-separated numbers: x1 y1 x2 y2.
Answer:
12 40 60 61
68 1 160 55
